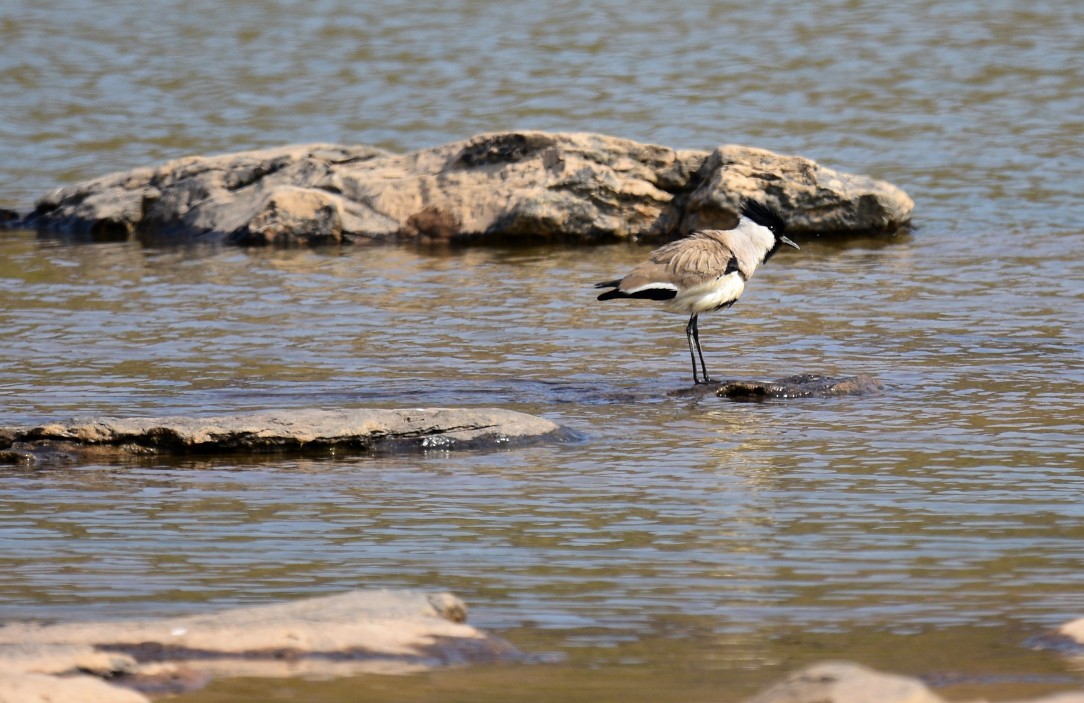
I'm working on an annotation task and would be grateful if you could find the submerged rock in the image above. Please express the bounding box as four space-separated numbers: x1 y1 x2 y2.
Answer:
672 374 883 400
0 590 517 701
14 131 913 245
0 407 567 465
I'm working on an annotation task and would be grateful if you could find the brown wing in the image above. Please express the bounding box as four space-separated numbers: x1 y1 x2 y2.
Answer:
612 234 729 292
620 233 733 290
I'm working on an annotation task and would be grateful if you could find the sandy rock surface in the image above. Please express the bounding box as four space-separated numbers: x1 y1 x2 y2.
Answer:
15 132 914 245
0 590 517 701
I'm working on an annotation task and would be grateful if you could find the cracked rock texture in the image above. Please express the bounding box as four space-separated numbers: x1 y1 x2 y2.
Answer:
16 131 913 245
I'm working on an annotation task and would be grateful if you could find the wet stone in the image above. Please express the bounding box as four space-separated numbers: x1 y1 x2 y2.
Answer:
0 408 568 467
672 374 883 400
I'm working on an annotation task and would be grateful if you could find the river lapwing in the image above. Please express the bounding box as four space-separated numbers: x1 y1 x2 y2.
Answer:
595 198 799 384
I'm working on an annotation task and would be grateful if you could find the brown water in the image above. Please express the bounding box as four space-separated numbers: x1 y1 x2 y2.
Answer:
2 1 1084 701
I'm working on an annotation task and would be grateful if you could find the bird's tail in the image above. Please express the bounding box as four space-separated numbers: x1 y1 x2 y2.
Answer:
594 280 623 301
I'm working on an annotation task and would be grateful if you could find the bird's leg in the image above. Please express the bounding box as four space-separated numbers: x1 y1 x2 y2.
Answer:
685 316 699 383
692 316 711 383
685 314 708 384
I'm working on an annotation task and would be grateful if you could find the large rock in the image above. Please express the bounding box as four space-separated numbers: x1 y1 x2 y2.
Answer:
0 590 517 701
16 132 913 245
0 407 567 465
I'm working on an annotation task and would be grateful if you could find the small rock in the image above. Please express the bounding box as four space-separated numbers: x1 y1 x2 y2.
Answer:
744 661 1084 703
1058 617 1084 645
743 661 944 703
720 374 884 399
671 374 883 400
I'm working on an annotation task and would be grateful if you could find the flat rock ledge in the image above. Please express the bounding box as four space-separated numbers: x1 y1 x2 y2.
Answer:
0 589 519 702
672 374 883 400
0 407 566 465
11 131 913 245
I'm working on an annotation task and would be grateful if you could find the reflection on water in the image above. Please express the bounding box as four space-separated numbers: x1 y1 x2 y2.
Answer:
2 0 1084 700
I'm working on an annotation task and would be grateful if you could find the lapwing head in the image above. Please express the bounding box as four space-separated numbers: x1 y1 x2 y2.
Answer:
740 198 800 256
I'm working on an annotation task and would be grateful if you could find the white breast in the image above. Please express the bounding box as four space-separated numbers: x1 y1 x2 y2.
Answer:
662 273 746 315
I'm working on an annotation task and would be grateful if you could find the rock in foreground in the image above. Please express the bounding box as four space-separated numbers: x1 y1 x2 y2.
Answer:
744 662 944 703
0 590 517 702
0 407 566 465
743 660 1084 703
17 131 913 245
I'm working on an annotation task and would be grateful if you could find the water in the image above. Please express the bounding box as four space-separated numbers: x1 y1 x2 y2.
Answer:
2 1 1084 701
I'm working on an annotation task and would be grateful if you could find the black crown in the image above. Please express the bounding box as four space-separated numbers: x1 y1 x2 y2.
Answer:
740 198 787 235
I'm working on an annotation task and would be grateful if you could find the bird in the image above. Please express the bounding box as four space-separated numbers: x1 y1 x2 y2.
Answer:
594 198 799 384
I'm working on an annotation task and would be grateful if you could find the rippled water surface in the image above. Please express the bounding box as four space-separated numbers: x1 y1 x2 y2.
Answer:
2 1 1084 701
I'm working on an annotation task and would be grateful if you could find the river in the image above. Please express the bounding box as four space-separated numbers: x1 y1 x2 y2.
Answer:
1 1 1083 701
